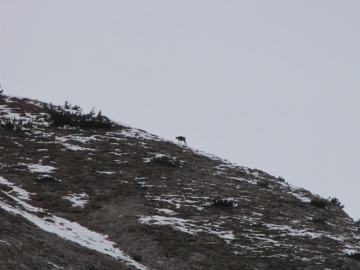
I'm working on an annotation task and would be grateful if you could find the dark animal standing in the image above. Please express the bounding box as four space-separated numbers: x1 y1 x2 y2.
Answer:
176 136 187 145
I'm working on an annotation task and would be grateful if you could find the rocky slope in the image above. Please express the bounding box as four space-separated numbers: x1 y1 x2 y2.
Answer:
1 93 360 270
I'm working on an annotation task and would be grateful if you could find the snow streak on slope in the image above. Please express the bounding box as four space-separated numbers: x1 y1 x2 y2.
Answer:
0 177 149 270
139 215 235 243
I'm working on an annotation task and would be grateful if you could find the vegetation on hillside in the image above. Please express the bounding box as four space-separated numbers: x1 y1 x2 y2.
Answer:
44 101 114 129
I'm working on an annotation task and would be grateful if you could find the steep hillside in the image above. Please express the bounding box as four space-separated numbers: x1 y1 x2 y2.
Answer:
1 92 360 270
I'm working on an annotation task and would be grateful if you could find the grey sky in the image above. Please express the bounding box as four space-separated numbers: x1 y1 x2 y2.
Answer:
1 1 360 219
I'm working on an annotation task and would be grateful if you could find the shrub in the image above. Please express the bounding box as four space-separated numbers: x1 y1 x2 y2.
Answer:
37 174 59 182
251 221 264 227
0 183 13 192
257 180 270 188
0 116 33 131
151 154 181 167
348 252 360 261
131 253 142 262
310 198 328 209
85 202 102 210
210 197 234 208
36 134 52 140
328 197 345 209
44 102 113 129
354 219 360 231
312 217 327 224
92 193 112 202
22 119 33 129
0 117 15 129
278 176 285 182
0 84 3 94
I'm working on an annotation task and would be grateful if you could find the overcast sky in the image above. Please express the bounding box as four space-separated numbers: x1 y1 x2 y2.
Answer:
1 1 360 219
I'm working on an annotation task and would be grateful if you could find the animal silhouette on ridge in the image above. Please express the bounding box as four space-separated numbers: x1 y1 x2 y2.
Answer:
176 136 187 146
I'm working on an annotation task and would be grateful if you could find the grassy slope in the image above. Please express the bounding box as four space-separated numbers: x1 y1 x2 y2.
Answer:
1 94 360 270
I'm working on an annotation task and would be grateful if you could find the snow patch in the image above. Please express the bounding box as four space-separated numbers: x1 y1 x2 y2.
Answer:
20 163 56 173
61 143 94 151
63 193 89 208
139 215 234 243
157 208 177 215
97 171 116 174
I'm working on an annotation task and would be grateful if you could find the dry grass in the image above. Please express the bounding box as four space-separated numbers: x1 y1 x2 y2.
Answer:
0 95 358 269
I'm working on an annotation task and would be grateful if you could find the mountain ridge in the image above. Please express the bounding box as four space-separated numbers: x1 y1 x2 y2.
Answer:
1 92 360 269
